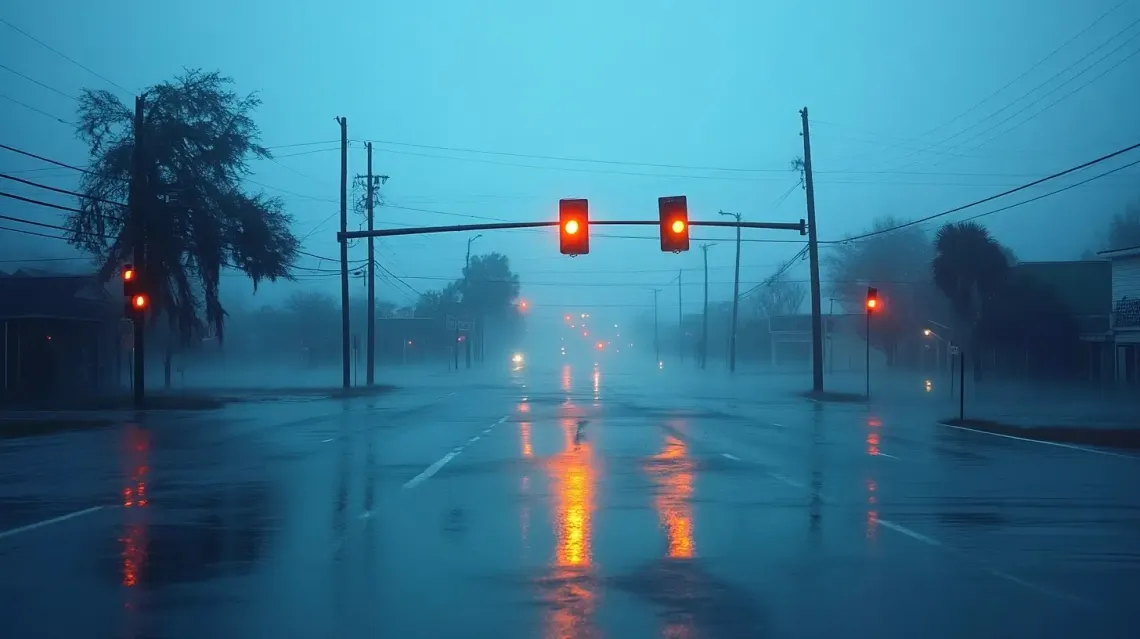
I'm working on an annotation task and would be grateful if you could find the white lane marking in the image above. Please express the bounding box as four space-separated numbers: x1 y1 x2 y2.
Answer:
767 472 805 489
0 506 105 540
771 422 785 428
940 422 1139 460
404 451 459 489
878 519 940 546
874 451 899 459
321 438 334 443
722 453 741 461
403 415 507 489
878 519 1084 604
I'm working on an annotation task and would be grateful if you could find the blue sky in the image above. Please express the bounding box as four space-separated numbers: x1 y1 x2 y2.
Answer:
2 0 1138 323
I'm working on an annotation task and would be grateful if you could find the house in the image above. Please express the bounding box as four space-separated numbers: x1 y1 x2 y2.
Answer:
1010 260 1113 381
1096 246 1140 386
0 270 124 403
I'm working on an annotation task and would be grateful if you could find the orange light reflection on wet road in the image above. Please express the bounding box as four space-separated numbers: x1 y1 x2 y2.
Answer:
543 415 598 639
561 364 572 392
647 434 695 559
121 425 150 590
521 421 533 458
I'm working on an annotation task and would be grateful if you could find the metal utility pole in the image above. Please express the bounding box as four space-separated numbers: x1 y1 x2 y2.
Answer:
720 211 743 373
700 244 716 369
800 108 825 393
337 117 350 389
130 95 147 407
677 269 684 362
465 234 481 363
652 288 661 365
365 142 376 386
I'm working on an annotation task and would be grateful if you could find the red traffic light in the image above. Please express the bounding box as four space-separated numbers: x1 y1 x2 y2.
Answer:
123 266 136 282
865 287 879 312
131 294 149 310
559 198 589 255
659 195 690 252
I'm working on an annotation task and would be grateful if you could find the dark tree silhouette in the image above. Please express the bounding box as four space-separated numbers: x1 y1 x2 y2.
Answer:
65 70 299 349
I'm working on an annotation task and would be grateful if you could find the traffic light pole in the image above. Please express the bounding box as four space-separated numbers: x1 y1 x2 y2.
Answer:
130 96 146 408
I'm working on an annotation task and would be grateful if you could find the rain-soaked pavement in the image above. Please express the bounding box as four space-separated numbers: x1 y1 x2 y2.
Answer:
2 359 1140 638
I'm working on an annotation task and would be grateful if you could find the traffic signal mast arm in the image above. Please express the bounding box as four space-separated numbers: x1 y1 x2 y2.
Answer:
338 218 805 241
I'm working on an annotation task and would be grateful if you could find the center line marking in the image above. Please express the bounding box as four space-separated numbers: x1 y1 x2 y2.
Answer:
877 518 1084 604
403 414 507 489
0 506 106 540
875 452 899 459
722 453 741 461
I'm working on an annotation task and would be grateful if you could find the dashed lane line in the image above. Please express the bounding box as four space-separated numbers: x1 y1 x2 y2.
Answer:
0 506 106 541
877 518 1086 605
403 415 509 489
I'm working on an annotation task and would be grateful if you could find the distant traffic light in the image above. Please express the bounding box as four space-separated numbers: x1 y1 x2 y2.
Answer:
559 198 589 255
866 287 879 312
658 195 689 252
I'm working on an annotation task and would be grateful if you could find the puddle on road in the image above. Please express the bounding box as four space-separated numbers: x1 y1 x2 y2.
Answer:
105 482 280 590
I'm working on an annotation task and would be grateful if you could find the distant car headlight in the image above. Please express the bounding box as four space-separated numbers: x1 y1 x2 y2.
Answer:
511 353 524 364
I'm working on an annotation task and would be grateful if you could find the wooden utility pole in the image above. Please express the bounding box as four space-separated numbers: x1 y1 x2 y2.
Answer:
130 95 147 407
337 117 350 389
800 107 825 392
365 142 376 385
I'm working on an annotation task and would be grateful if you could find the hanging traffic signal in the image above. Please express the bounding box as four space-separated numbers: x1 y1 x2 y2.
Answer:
866 287 879 312
559 198 589 255
658 195 690 252
123 264 149 319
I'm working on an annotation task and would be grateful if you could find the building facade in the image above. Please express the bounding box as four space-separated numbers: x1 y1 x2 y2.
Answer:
1099 246 1140 386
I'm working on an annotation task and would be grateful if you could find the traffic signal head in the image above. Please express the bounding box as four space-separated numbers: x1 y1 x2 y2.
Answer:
659 196 690 252
559 198 589 255
126 293 150 317
122 264 138 296
866 287 879 312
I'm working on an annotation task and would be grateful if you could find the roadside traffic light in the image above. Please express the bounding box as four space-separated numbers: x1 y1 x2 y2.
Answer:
559 198 589 255
658 195 689 252
123 264 149 319
866 287 879 312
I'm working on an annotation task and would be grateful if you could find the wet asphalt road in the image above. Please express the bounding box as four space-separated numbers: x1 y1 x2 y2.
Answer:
2 360 1140 638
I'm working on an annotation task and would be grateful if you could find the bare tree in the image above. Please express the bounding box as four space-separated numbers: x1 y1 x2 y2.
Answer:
756 274 807 317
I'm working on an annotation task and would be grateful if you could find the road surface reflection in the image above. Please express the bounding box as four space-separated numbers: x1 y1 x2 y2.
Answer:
647 433 695 560
541 408 598 639
120 423 150 638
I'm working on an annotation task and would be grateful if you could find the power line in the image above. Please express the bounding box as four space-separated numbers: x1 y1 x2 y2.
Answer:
0 190 84 215
828 140 1140 243
912 0 1131 141
0 15 133 95
0 142 103 178
0 62 77 100
945 44 1140 160
956 156 1140 225
929 30 1140 161
0 93 72 125
0 172 125 207
367 138 789 173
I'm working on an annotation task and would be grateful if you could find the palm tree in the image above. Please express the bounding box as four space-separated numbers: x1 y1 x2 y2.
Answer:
65 70 299 364
932 222 1010 380
932 222 1009 322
